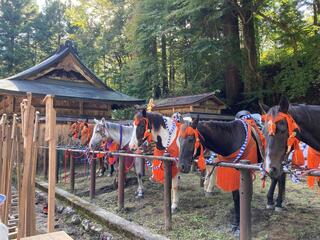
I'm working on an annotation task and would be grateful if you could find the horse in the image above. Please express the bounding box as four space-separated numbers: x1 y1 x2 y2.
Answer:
261 96 320 210
128 109 216 212
67 120 113 177
129 109 183 212
177 114 264 234
89 118 145 198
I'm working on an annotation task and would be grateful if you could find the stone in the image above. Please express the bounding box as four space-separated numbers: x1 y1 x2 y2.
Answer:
63 206 75 217
35 191 46 204
57 205 65 214
81 219 91 231
70 215 81 225
65 226 76 236
100 232 113 240
91 224 103 234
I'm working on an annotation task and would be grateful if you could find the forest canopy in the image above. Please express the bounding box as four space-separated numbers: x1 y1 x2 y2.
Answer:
0 0 319 111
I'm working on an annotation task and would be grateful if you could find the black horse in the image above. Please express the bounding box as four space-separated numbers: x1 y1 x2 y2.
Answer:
178 115 263 234
261 96 320 210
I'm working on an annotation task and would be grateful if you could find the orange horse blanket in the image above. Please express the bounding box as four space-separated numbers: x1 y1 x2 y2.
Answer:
215 122 258 192
151 125 180 184
307 147 320 188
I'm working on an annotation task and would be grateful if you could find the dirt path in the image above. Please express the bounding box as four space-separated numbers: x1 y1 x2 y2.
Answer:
53 166 320 240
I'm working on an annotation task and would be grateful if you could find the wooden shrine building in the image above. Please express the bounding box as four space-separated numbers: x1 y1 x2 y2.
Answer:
0 41 144 119
148 92 231 121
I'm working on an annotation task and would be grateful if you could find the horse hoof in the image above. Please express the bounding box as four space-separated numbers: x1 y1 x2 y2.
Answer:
171 207 178 214
266 204 275 210
204 192 214 197
231 225 240 237
275 206 283 212
135 194 144 199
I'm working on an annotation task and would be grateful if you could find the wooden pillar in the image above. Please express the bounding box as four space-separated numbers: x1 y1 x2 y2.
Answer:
29 111 40 235
3 114 17 225
163 153 172 231
70 152 75 193
43 95 57 233
90 157 96 200
240 160 252 240
118 155 125 210
18 93 36 238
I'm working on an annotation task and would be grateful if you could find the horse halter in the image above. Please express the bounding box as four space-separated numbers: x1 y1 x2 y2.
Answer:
94 123 108 138
133 116 152 145
180 125 205 169
265 112 300 154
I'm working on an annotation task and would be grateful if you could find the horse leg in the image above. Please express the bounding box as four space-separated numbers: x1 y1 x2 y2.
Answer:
267 178 278 209
204 165 215 197
171 175 179 213
232 190 240 234
108 164 115 177
275 173 286 211
98 158 106 177
135 158 144 198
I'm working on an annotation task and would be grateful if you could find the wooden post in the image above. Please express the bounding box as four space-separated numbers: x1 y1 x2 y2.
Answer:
15 127 21 204
118 155 125 210
56 150 60 183
90 157 96 200
239 160 252 240
0 114 7 172
29 111 40 235
43 148 48 179
163 153 172 231
0 114 8 196
70 152 75 193
3 114 17 225
18 93 36 239
43 95 57 233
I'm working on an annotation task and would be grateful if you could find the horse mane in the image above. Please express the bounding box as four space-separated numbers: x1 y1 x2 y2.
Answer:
146 112 166 131
199 120 243 139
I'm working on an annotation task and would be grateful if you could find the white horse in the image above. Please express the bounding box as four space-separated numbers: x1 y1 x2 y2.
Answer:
89 118 145 198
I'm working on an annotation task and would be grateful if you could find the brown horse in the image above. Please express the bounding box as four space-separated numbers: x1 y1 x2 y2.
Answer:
68 121 108 176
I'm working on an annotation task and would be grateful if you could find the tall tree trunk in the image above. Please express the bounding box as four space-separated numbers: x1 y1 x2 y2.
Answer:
161 34 169 96
151 37 161 98
169 38 175 92
314 0 320 28
222 0 242 105
183 36 189 88
241 0 260 97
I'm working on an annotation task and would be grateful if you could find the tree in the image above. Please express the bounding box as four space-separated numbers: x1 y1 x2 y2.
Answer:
0 0 38 77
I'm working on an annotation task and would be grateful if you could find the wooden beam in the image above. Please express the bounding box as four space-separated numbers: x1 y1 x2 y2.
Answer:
30 111 40 235
18 93 36 239
43 95 57 233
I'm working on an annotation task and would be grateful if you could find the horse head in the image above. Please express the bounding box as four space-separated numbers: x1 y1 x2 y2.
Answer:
89 118 108 149
178 115 200 173
262 96 294 179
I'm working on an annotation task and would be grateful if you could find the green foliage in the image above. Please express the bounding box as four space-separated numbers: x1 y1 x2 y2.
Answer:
0 0 319 106
111 107 136 120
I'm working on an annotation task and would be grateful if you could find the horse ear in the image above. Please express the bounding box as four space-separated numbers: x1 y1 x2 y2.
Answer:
142 109 147 118
191 115 199 129
258 101 270 114
101 118 106 124
279 95 289 113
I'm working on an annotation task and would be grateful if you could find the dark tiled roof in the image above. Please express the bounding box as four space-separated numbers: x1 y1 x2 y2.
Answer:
0 78 143 104
153 92 225 108
0 41 144 104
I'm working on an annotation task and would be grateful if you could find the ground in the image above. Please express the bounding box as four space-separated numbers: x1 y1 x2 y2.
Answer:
34 189 126 239
53 164 320 240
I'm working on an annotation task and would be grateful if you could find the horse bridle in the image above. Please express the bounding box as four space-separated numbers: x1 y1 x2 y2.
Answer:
134 117 152 147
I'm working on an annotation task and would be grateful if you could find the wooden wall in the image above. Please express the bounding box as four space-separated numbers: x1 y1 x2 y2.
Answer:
155 98 224 116
0 94 111 118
